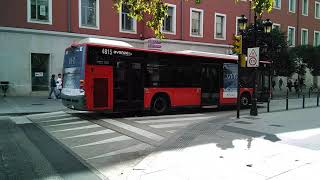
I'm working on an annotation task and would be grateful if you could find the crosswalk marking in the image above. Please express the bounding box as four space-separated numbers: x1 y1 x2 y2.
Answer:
27 111 66 118
102 119 165 141
86 143 151 160
38 117 78 123
125 113 206 120
136 116 216 124
150 122 191 129
43 120 89 127
61 129 115 139
50 124 100 133
72 136 132 148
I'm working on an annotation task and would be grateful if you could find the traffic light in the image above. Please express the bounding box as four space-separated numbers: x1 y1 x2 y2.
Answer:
240 54 246 68
232 35 242 55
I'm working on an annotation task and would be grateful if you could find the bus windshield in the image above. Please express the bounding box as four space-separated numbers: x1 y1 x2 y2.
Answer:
62 46 85 92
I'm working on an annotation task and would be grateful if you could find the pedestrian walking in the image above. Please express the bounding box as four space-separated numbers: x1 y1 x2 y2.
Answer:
287 79 293 92
294 79 299 93
278 78 283 91
48 74 58 99
272 80 276 90
56 73 63 99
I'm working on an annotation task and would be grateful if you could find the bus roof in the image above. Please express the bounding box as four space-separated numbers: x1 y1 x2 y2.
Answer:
78 38 133 48
76 38 271 64
175 50 238 60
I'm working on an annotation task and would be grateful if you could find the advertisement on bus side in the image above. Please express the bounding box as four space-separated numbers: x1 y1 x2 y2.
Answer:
223 63 238 98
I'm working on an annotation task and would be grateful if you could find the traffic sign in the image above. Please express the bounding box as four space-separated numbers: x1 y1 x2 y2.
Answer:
247 47 259 67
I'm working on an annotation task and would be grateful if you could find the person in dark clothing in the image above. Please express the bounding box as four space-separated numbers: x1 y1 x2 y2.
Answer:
272 80 276 90
48 74 58 99
278 78 283 90
287 79 293 92
294 79 299 93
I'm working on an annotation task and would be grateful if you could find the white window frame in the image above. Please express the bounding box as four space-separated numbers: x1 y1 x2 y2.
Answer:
27 0 52 25
315 1 320 19
190 8 204 38
119 4 137 34
79 0 100 30
273 0 281 9
214 13 227 40
235 16 241 35
162 4 176 35
289 0 296 13
288 26 296 47
314 31 320 46
272 23 281 30
301 28 309 45
302 0 309 16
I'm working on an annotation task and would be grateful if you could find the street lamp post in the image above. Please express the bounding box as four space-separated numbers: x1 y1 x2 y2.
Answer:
237 15 248 119
249 17 273 116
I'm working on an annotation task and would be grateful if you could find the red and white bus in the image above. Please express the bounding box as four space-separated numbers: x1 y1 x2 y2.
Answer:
61 38 270 114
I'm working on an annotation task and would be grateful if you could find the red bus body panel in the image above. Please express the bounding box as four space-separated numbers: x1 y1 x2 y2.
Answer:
219 88 253 105
144 88 201 109
85 65 113 111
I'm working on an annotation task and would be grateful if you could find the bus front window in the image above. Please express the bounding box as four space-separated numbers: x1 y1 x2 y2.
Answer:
62 46 85 96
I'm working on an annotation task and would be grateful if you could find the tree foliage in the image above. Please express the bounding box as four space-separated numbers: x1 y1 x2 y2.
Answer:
289 46 320 76
113 0 274 38
113 0 168 38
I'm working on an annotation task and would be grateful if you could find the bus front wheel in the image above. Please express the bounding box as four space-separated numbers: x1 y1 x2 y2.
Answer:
151 95 169 114
240 94 251 107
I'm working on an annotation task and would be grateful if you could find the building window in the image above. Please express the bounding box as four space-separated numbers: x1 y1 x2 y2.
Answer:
214 13 226 40
288 26 295 46
315 1 320 19
289 0 296 13
120 5 137 33
301 28 308 45
273 0 281 9
302 0 308 16
79 0 99 29
235 16 241 35
27 0 52 24
190 8 204 37
162 4 176 34
314 31 320 46
272 23 281 30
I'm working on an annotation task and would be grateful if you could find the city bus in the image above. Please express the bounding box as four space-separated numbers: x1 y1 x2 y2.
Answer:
61 38 270 114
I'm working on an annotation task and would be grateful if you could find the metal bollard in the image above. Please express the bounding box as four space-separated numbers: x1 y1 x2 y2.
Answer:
286 90 289 110
317 92 319 107
303 95 305 108
309 88 311 98
267 98 270 112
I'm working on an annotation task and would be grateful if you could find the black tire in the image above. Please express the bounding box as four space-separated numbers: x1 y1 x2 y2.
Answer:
240 94 251 107
151 95 169 114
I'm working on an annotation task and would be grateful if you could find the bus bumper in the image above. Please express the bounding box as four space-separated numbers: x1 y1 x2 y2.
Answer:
61 94 87 110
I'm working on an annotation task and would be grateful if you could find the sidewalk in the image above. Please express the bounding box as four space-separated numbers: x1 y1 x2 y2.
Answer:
0 96 67 115
128 107 320 180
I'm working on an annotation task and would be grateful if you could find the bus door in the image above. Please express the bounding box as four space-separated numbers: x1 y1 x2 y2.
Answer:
200 64 220 105
86 65 113 110
114 60 144 112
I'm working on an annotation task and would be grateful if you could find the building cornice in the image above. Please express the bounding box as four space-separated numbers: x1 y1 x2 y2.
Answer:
0 26 232 48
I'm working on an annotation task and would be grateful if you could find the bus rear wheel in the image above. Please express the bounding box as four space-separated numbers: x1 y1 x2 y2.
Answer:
151 95 169 114
240 94 251 107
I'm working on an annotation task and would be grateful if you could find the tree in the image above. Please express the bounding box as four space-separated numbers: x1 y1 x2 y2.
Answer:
290 46 320 76
113 0 274 38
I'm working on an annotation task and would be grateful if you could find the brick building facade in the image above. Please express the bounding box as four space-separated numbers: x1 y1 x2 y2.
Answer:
0 0 319 95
